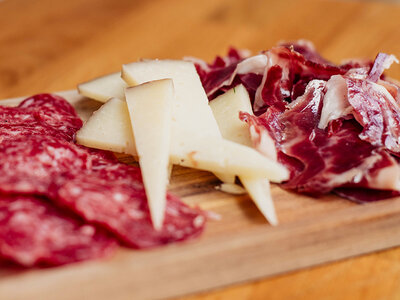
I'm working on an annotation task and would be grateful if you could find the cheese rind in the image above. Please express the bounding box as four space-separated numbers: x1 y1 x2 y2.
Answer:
78 72 127 102
76 97 137 156
125 79 173 230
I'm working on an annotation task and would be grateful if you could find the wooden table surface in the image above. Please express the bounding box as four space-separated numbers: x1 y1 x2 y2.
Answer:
1 0 400 299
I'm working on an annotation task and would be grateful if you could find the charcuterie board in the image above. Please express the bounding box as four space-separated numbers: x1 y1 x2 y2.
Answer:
1 90 400 300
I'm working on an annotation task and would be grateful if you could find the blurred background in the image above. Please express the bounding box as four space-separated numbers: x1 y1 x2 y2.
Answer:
1 0 399 99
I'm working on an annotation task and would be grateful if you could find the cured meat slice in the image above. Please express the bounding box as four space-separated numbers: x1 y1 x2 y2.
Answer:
230 46 400 202
242 80 400 196
57 173 205 248
367 53 398 83
334 188 400 203
0 93 82 142
239 110 277 160
346 78 400 154
0 93 206 257
278 40 333 65
0 195 116 267
192 40 373 115
189 53 265 101
0 136 95 195
0 134 206 248
52 150 206 248
318 55 400 155
318 75 352 129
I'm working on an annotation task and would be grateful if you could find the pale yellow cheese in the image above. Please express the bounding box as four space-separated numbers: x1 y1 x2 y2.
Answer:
121 60 287 181
75 98 286 179
122 60 219 138
210 85 278 225
122 60 235 184
169 133 287 180
125 79 173 230
78 72 127 102
76 97 137 156
210 84 253 147
216 183 247 195
241 178 277 225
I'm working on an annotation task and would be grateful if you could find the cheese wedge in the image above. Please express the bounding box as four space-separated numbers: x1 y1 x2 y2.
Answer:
210 85 278 225
210 85 253 147
76 92 287 180
241 178 277 225
122 60 233 183
169 133 286 180
76 97 137 156
121 60 287 181
77 60 288 181
125 79 173 230
78 72 127 102
122 60 235 183
123 60 220 135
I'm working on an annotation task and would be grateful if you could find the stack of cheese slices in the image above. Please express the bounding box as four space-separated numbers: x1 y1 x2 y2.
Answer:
76 60 289 229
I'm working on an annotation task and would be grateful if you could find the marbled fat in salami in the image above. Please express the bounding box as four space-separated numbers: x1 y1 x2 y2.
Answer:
0 195 116 267
57 171 205 248
0 133 205 249
0 93 82 142
0 93 206 266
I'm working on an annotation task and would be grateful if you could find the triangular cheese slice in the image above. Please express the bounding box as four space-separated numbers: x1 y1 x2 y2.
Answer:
78 72 127 102
122 60 235 184
210 85 278 225
76 97 137 156
77 61 288 181
125 79 173 230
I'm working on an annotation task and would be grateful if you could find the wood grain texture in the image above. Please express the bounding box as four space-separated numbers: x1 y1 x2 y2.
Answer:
1 0 400 299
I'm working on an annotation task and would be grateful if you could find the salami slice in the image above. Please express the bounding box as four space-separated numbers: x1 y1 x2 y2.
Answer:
0 94 206 254
56 167 206 248
20 94 82 140
0 136 94 195
0 195 116 267
0 93 82 142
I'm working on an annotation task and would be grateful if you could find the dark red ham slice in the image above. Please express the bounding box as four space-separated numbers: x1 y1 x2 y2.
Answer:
278 40 333 65
346 77 400 154
367 53 398 83
242 79 400 199
211 42 399 202
334 188 400 203
192 40 372 115
0 195 116 267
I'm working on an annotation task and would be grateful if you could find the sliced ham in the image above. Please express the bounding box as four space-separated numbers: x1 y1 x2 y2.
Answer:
192 40 372 116
242 79 400 196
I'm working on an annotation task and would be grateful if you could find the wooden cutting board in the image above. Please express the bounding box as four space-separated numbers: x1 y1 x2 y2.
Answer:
1 90 400 300
2 0 400 299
